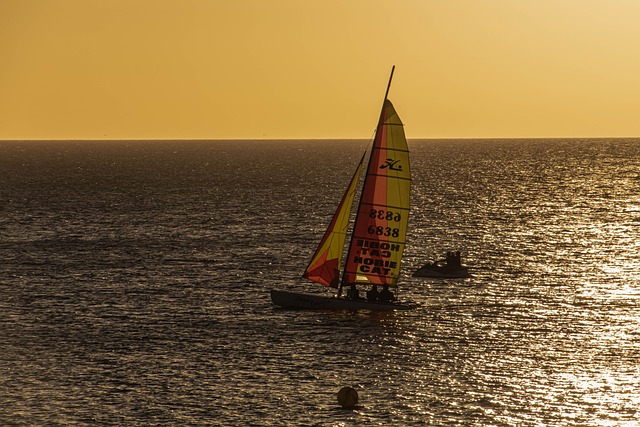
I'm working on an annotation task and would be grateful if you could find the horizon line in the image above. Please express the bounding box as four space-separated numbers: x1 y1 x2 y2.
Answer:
1 136 639 142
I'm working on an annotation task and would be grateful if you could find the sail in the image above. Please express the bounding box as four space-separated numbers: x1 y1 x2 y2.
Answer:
343 99 410 287
303 154 365 288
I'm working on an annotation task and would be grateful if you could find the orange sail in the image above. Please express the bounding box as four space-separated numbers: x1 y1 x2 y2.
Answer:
343 99 410 287
303 154 365 288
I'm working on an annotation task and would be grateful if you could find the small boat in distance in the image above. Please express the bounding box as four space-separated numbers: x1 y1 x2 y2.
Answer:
412 251 470 278
270 66 417 311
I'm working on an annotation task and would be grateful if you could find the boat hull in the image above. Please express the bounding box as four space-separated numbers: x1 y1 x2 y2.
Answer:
270 289 417 311
412 265 470 278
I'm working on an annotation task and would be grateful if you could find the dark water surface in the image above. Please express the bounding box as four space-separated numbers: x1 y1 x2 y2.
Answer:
1 139 639 426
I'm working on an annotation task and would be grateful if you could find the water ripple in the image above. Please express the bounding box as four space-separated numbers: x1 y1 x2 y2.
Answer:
1 139 639 425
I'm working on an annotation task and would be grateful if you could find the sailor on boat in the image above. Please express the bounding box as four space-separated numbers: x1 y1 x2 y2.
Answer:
346 284 362 300
445 251 462 268
413 249 469 278
424 251 462 270
366 284 379 302
378 284 395 303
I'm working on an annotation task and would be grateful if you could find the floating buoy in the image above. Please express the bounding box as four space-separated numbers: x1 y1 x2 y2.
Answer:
337 386 358 408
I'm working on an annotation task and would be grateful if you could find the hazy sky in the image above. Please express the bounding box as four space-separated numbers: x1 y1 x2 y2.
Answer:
2 0 640 140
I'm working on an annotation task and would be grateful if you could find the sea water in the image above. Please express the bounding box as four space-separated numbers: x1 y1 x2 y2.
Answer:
1 139 639 426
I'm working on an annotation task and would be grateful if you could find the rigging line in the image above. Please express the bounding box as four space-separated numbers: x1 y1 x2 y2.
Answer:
360 202 410 211
371 146 410 153
363 173 411 182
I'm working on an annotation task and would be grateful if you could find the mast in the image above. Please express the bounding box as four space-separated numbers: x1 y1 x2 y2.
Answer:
338 66 396 297
383 65 395 108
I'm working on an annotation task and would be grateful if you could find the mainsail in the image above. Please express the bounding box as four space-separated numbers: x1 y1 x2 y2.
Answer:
303 67 410 290
303 154 365 288
342 99 410 287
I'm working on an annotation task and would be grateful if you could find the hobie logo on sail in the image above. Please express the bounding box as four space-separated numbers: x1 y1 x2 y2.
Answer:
355 239 400 257
352 239 400 276
380 158 403 171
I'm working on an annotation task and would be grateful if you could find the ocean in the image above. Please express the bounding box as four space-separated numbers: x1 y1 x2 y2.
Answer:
1 139 639 426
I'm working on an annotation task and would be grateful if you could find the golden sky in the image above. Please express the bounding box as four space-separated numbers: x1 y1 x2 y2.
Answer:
2 0 640 140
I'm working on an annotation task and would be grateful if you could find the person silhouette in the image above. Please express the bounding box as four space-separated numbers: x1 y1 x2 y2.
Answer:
366 284 379 302
346 283 361 300
378 284 395 303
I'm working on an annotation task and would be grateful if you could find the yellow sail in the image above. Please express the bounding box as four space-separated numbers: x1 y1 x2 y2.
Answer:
343 99 410 286
303 154 365 288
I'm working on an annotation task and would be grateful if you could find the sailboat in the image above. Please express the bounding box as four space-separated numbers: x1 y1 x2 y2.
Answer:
270 66 417 310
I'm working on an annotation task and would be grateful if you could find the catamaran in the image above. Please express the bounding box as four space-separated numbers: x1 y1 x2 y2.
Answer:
270 67 417 310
